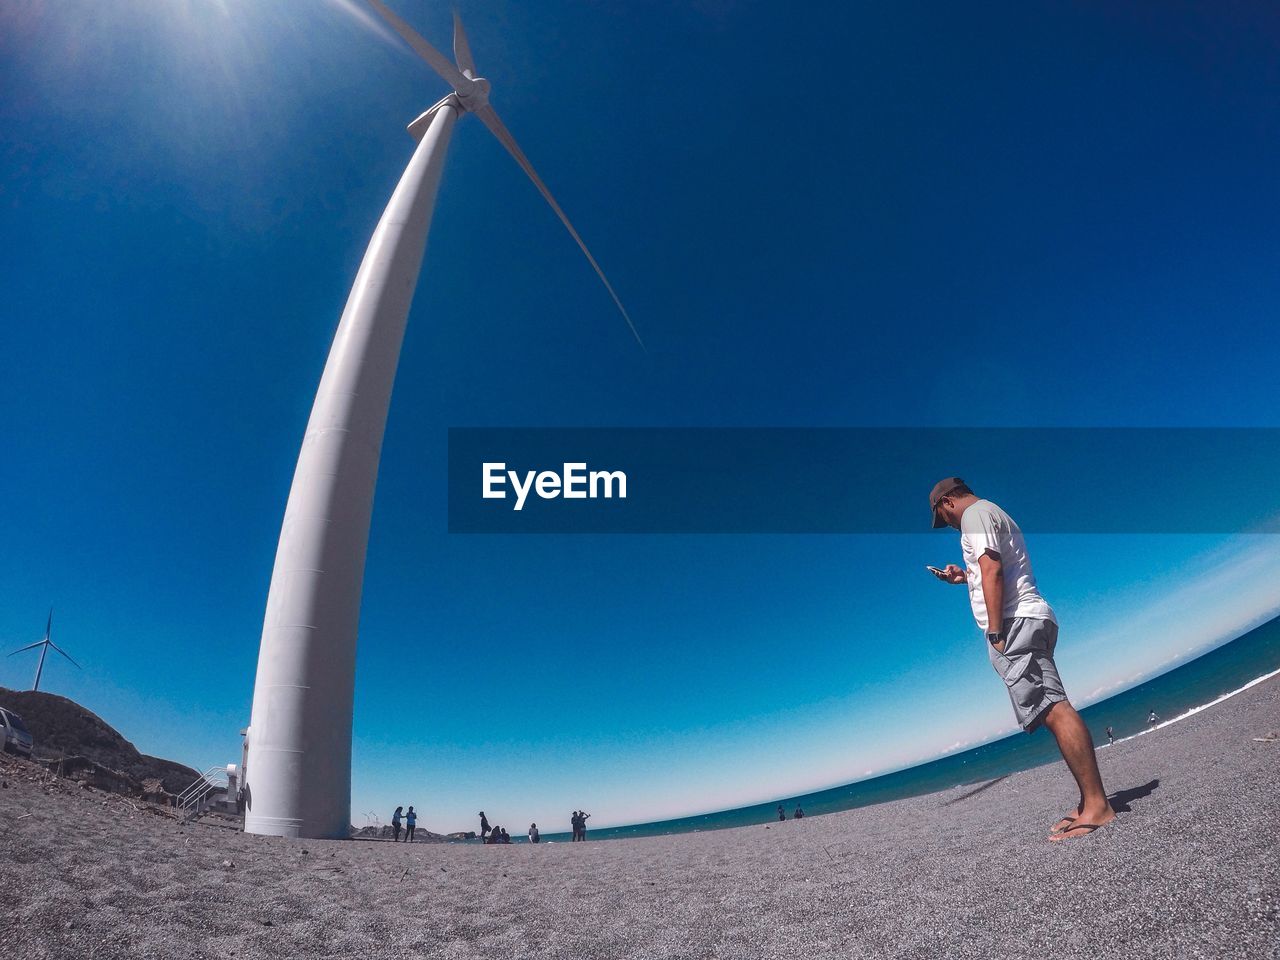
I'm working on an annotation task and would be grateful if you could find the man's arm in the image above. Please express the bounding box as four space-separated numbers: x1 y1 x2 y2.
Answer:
978 551 1005 648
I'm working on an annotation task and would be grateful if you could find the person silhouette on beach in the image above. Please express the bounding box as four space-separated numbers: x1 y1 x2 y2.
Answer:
500 827 511 844
529 822 540 843
578 811 590 840
1148 710 1160 726
1106 726 1115 745
794 807 804 819
392 806 404 842
928 478 1115 842
570 811 581 841
479 811 490 842
777 805 786 822
405 806 417 842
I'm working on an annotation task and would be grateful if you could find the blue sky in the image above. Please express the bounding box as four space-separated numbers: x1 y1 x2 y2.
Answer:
3 1 1280 833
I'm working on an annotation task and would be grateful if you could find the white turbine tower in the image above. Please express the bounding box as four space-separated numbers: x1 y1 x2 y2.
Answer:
243 3 639 839
7 609 81 693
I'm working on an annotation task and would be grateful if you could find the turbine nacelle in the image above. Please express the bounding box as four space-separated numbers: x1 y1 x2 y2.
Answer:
407 76 489 141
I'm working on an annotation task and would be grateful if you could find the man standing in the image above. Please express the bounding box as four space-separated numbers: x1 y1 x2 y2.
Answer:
405 806 417 843
928 477 1114 841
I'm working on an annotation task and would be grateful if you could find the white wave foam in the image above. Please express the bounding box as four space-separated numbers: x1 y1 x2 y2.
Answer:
1101 666 1280 747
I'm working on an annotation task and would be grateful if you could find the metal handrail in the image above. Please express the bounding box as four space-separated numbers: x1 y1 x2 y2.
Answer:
177 766 225 805
177 765 229 816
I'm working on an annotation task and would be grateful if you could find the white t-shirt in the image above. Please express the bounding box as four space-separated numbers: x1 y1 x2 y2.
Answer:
959 499 1055 631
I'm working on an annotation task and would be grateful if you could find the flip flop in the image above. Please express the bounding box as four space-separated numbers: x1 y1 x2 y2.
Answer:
1049 816 1077 834
1049 822 1104 841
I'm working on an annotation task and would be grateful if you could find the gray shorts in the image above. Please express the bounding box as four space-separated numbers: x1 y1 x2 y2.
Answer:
988 617 1067 732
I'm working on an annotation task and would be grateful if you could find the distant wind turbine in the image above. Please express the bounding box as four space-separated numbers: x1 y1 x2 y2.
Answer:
243 5 640 839
7 609 80 692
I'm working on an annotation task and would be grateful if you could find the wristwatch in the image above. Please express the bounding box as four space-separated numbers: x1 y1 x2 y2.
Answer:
987 630 1005 647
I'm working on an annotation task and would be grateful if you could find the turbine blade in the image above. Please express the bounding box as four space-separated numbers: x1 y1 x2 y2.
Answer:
7 641 44 656
48 641 81 670
452 10 477 77
473 104 645 350
364 0 471 91
46 607 53 639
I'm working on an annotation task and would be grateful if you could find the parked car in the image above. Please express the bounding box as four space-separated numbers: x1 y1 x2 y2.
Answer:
0 706 34 757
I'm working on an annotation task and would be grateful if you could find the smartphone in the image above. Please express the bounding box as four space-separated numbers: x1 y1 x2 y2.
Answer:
926 565 946 576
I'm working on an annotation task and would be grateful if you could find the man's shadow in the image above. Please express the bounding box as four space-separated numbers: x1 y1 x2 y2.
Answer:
1107 779 1158 813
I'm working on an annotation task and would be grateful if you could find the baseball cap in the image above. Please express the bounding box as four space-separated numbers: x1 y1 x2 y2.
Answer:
928 477 965 528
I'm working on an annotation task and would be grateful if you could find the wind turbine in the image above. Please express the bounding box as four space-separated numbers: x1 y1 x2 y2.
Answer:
7 609 81 693
243 4 640 839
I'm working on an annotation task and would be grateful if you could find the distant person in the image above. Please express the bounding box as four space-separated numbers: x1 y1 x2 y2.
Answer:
405 806 417 842
1148 710 1160 726
928 478 1114 841
500 827 511 844
392 806 404 842
529 823 540 844
578 811 590 841
777 805 786 822
1106 726 1115 745
479 811 491 843
570 811 582 841
794 807 804 819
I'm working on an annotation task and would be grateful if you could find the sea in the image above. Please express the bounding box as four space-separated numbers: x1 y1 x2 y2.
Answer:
543 612 1280 843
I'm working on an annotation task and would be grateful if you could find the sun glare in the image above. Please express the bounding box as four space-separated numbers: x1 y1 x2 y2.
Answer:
321 0 407 50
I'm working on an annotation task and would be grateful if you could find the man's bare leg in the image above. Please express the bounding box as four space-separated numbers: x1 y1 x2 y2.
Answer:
1039 700 1114 841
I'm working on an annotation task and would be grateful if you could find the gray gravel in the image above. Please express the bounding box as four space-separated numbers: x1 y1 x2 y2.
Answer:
2 675 1277 959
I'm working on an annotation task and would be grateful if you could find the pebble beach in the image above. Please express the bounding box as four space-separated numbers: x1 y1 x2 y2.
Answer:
2 674 1277 960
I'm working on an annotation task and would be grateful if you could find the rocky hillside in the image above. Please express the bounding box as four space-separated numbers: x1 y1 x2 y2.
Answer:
0 687 199 794
350 824 449 842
